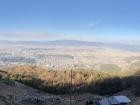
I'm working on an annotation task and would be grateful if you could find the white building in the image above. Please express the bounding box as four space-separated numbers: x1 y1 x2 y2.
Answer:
99 95 131 105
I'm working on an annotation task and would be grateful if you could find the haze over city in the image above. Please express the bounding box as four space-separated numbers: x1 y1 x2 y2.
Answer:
0 1 140 105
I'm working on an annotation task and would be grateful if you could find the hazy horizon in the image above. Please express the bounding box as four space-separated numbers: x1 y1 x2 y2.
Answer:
0 1 140 104
0 0 140 44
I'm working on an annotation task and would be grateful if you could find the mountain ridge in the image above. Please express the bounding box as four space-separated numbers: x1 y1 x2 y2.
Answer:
0 39 139 51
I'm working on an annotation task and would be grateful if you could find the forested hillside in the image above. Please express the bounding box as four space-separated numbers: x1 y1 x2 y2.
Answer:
0 65 140 96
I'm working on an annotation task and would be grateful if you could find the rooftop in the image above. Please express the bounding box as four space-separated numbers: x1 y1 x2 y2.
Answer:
99 95 131 105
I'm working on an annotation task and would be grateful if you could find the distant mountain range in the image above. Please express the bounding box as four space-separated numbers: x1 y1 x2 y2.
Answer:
0 39 140 51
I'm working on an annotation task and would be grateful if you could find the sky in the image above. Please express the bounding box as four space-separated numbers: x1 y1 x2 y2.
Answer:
0 0 140 44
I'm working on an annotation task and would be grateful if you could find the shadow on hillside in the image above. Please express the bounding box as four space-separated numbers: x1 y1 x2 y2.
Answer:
0 70 140 96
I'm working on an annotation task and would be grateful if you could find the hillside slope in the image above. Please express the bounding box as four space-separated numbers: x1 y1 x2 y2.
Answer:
0 79 140 105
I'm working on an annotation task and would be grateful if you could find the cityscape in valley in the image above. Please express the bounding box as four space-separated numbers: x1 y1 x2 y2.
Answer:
0 40 140 73
0 40 140 105
0 0 140 105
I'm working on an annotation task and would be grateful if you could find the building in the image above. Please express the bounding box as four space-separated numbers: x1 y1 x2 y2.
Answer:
99 95 132 105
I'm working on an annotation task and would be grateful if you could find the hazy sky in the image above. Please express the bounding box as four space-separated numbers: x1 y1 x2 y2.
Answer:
0 0 140 43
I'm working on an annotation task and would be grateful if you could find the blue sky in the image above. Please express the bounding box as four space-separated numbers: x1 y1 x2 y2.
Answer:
0 0 140 43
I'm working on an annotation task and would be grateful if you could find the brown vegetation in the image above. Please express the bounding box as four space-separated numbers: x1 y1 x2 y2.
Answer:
0 65 140 95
